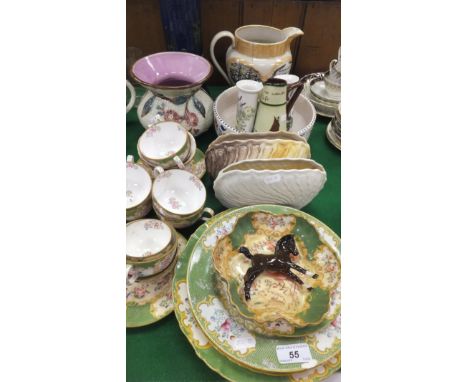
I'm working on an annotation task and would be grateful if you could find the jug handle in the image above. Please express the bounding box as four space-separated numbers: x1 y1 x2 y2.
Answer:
210 31 235 85
286 82 304 116
282 27 304 44
126 80 136 113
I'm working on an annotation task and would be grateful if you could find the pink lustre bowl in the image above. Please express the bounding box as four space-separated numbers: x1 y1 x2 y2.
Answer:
131 51 213 92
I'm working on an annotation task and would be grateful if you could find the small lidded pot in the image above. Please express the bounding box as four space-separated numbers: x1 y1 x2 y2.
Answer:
137 121 191 169
126 219 178 283
152 168 214 228
126 155 152 221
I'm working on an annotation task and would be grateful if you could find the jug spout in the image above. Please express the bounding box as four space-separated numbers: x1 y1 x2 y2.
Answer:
282 27 304 44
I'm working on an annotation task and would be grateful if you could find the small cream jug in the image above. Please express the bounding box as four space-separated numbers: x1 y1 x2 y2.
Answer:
253 78 303 132
210 25 303 85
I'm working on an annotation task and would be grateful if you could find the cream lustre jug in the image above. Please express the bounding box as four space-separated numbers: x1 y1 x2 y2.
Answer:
210 25 303 85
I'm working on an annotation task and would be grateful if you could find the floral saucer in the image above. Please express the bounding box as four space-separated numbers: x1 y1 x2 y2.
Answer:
186 205 341 374
326 123 341 151
126 232 187 328
173 207 341 381
137 148 205 180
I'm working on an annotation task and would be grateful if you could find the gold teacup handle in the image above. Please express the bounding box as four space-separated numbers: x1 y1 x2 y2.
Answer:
152 166 165 177
200 207 215 222
126 264 139 285
173 156 185 170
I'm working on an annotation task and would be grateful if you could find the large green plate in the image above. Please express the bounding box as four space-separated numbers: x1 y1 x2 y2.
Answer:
186 205 341 374
173 207 341 381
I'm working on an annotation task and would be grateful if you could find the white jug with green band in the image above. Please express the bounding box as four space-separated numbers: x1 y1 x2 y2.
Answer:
253 77 303 132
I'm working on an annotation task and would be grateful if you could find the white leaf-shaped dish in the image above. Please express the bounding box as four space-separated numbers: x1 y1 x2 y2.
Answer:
213 158 327 209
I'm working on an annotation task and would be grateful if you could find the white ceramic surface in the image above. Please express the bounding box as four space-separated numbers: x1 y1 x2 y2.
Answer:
213 158 327 209
214 86 316 139
138 121 188 161
152 169 206 215
126 219 173 258
126 156 152 209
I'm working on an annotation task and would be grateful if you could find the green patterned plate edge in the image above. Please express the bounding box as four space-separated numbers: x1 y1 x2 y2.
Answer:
173 206 341 382
186 205 341 374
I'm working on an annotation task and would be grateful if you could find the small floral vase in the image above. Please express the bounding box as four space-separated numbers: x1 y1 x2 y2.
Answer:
235 80 263 132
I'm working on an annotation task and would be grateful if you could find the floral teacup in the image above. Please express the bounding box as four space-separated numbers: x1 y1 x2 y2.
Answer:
137 121 191 169
137 132 198 176
126 219 178 283
152 168 214 228
126 155 152 221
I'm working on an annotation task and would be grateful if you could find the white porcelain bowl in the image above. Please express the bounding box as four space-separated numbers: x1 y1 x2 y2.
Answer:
213 86 316 140
126 156 152 221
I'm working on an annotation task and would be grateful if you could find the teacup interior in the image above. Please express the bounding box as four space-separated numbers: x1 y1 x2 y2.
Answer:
126 164 152 208
153 170 206 214
139 122 187 160
132 52 211 87
126 219 172 257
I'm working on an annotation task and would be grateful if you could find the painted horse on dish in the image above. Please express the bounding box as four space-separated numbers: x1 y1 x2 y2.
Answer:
239 234 318 300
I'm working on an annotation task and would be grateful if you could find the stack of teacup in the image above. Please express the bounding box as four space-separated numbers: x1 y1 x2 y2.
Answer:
126 219 178 284
126 155 152 221
151 166 214 228
137 121 198 173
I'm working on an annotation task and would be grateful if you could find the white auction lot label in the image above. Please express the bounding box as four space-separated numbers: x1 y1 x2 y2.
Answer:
263 174 282 184
276 343 313 364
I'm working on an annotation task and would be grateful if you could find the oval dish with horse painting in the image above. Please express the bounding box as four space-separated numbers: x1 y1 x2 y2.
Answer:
211 211 341 336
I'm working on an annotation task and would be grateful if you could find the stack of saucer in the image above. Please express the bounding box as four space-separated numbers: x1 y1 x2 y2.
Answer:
305 48 341 118
136 121 206 179
126 218 187 328
326 103 341 150
173 205 341 381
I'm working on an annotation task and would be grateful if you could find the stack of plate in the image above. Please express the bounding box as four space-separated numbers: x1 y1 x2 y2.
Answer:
305 74 340 118
326 104 341 151
205 133 327 209
173 205 341 382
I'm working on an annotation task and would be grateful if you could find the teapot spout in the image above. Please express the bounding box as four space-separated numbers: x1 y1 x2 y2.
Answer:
282 27 304 44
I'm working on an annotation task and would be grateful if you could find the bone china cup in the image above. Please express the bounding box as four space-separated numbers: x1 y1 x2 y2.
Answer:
151 168 214 228
137 121 191 169
126 219 178 282
126 155 152 221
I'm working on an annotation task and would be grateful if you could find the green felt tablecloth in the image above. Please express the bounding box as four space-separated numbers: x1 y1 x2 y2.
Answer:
126 85 341 382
